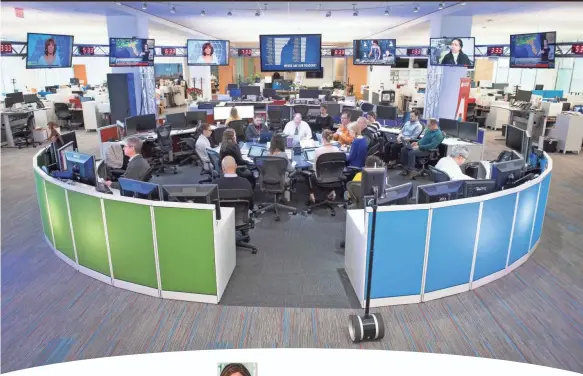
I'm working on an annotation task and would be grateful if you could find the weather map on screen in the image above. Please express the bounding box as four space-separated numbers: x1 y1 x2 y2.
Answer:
109 38 155 67
187 40 230 66
26 33 74 69
510 32 556 69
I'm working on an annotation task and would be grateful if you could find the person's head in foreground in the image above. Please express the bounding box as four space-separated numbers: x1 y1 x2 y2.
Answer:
321 129 334 145
221 156 237 175
222 128 237 146
269 133 286 154
357 116 368 131
230 107 239 119
349 121 361 137
365 155 384 168
200 123 212 138
427 118 439 131
220 363 251 376
450 145 469 166
123 137 142 158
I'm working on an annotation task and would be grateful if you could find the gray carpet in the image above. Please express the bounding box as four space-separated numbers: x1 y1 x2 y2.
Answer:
2 130 583 373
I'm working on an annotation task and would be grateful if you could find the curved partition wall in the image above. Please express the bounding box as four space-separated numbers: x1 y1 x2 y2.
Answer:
33 151 236 304
345 155 552 307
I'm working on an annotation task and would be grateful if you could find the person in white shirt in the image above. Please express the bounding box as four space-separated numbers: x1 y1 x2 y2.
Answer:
283 113 312 143
434 145 475 180
195 123 213 170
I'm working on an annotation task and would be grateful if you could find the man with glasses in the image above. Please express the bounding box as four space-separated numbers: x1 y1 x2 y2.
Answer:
434 145 474 180
105 136 151 189
333 111 354 146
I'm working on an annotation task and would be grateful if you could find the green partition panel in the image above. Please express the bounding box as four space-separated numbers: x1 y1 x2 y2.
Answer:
44 182 75 261
34 172 53 243
104 200 157 288
68 192 110 276
154 207 217 295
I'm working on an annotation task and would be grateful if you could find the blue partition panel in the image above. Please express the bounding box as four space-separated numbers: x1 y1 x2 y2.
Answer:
425 203 480 292
366 209 429 298
509 183 540 265
530 174 551 249
473 193 517 281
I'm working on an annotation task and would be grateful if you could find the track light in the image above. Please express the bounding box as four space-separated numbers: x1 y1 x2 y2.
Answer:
255 10 261 16
438 3 445 9
352 4 358 16
413 5 420 13
142 2 147 10
170 5 176 13
200 9 206 16
227 10 232 16
384 8 390 16
326 10 331 17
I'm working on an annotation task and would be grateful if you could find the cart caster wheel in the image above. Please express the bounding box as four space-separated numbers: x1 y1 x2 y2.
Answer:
343 203 348 209
292 210 297 215
252 249 258 254
275 216 281 222
331 211 336 217
307 209 312 214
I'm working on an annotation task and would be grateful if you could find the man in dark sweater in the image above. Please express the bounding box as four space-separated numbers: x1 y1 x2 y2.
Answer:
399 118 444 179
213 156 255 209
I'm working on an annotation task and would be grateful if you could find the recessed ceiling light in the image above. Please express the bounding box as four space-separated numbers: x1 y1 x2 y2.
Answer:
141 2 147 10
170 5 176 13
227 10 232 16
413 5 420 13
326 10 331 17
352 4 358 16
384 8 390 16
200 9 206 16
255 10 261 16
461 2 466 5
438 3 445 10
115 2 122 5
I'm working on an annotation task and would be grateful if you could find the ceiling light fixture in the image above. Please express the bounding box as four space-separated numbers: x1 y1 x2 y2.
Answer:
255 10 261 16
413 4 420 13
352 4 359 16
438 3 445 10
170 5 176 14
326 10 331 17
141 2 147 10
460 2 466 5
115 2 122 5
200 9 206 16
227 10 232 16
384 8 390 16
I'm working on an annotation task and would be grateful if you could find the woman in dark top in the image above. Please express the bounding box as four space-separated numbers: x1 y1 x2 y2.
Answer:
440 38 472 66
539 39 550 62
314 103 334 131
245 116 268 141
220 128 256 188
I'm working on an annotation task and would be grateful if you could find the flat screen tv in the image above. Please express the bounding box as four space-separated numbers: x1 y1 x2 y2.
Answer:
509 31 556 69
109 38 155 67
26 33 74 69
306 68 324 79
187 40 230 66
259 34 322 72
429 37 475 68
353 39 396 66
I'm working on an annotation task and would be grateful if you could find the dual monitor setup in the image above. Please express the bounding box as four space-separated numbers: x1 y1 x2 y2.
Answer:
438 118 479 142
3 91 40 108
124 110 207 135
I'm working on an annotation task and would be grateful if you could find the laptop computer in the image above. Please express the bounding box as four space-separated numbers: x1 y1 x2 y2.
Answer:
304 148 317 163
259 131 273 143
248 145 266 158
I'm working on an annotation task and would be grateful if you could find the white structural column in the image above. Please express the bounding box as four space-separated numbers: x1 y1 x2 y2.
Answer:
425 16 473 120
367 66 392 100
106 15 156 115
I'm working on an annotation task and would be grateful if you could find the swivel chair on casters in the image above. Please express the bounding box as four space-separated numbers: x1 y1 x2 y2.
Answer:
255 156 297 221
152 124 178 175
293 105 310 121
428 165 450 183
267 108 287 131
304 152 347 216
219 189 258 254
228 120 248 141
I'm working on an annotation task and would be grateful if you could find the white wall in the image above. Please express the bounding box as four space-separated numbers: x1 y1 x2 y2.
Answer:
367 65 392 95
302 58 335 87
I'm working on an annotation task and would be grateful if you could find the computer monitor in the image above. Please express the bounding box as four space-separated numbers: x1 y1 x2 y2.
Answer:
24 94 39 104
186 110 207 127
241 85 261 98
439 118 459 138
491 159 525 190
64 151 96 186
458 121 478 142
57 141 75 171
534 84 544 90
4 97 17 108
70 78 80 85
416 180 465 204
326 103 341 118
505 124 527 155
125 114 157 135
229 88 242 99
160 184 221 220
362 168 387 197
61 131 79 151
492 83 508 90
378 183 413 206
462 179 496 198
299 89 320 99
376 105 397 121
263 88 276 98
347 108 363 122
119 178 162 201
304 147 316 162
561 102 571 111
573 105 583 114
165 113 187 129
248 145 266 158
515 89 532 102
227 84 239 90
6 92 24 104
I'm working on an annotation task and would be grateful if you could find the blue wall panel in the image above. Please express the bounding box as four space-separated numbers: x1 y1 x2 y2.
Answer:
473 194 517 281
530 174 551 249
509 184 540 265
366 209 429 298
425 203 480 292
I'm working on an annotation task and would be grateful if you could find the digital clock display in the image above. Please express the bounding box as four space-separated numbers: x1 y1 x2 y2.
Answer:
238 48 253 57
406 48 423 56
331 49 346 57
1 43 13 54
79 46 95 56
487 46 504 56
162 48 176 56
572 43 583 55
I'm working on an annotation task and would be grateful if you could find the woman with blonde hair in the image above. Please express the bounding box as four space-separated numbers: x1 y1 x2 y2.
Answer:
225 106 241 126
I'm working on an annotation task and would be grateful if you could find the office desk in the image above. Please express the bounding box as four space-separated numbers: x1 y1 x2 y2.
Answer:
33 150 236 304
345 154 553 307
486 103 512 130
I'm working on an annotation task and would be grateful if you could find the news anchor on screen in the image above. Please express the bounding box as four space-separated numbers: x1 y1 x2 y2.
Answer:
539 38 551 62
142 43 153 62
196 42 218 64
440 38 472 66
37 38 61 66
368 40 381 60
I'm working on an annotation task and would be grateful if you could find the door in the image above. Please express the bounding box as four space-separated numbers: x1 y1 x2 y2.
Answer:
73 64 88 86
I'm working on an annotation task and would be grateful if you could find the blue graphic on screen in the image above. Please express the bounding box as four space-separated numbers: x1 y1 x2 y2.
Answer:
260 35 321 72
510 32 556 69
26 33 74 69
353 39 396 65
109 38 155 67
187 40 229 66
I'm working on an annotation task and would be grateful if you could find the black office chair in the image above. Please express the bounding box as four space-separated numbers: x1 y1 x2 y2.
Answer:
218 189 258 254
360 102 374 114
305 152 347 216
293 105 310 121
367 142 382 157
212 127 227 146
228 120 248 141
414 147 441 180
176 136 198 166
152 124 177 175
54 103 73 130
428 165 450 183
347 181 363 209
267 108 286 131
141 166 155 182
206 149 223 178
255 156 297 221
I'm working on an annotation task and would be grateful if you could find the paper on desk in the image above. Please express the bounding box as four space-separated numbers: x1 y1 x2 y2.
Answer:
291 161 297 168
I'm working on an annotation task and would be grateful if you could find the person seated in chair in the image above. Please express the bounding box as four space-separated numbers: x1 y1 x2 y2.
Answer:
347 122 368 169
225 107 241 126
358 116 379 146
307 129 340 205
214 156 254 210
195 123 213 170
245 116 268 142
219 128 256 189
105 137 151 189
435 145 475 180
333 111 354 146
283 112 312 142
366 111 381 133
352 155 384 182
314 103 334 131
386 109 423 166
399 118 444 179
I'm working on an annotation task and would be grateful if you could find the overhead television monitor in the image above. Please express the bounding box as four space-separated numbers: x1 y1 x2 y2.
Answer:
109 38 154 67
353 39 396 66
510 31 556 69
429 37 475 68
26 33 74 69
187 40 230 66
259 34 322 72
